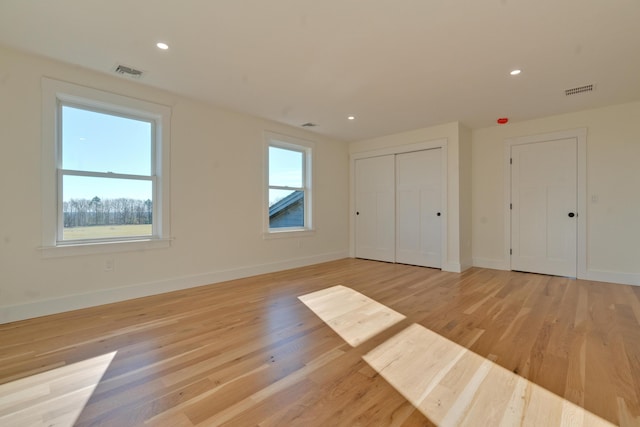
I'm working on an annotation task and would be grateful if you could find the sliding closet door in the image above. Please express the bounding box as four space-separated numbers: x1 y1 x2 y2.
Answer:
396 149 442 268
355 155 395 262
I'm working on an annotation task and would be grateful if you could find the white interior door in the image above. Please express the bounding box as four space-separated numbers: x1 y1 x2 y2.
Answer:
396 149 442 268
355 156 395 262
511 138 577 277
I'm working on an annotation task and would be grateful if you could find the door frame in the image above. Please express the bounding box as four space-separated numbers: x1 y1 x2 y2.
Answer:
350 139 448 268
503 128 587 278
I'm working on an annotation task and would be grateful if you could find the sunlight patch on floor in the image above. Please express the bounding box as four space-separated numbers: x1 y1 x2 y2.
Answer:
299 286 614 426
363 324 614 426
298 285 406 347
0 351 116 427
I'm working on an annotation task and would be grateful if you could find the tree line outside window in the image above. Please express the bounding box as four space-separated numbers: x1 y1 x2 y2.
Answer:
63 196 152 228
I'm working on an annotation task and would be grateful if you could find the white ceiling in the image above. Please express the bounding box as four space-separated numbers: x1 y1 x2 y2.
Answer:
1 1 639 141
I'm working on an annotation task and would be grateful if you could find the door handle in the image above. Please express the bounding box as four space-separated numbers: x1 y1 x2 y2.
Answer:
437 212 441 216
568 212 576 218
356 211 359 215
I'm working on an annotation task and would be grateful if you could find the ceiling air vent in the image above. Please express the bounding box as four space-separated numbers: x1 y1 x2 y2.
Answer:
301 122 317 127
565 84 594 96
114 64 144 79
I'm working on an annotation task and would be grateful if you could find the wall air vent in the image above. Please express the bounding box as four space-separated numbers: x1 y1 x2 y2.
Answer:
565 84 594 96
301 122 317 127
114 64 144 79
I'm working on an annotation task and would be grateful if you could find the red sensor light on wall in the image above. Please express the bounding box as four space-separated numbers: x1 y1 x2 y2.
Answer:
497 117 509 125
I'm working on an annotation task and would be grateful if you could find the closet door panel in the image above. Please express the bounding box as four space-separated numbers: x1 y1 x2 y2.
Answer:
396 149 442 268
355 155 395 262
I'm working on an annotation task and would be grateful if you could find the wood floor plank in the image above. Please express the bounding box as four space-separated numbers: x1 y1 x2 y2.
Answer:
298 285 406 347
0 259 639 425
363 322 614 426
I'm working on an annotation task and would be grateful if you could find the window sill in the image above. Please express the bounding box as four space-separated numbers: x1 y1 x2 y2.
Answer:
263 229 316 240
40 238 172 258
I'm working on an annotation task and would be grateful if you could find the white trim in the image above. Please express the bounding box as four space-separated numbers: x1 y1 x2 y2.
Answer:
349 139 448 270
60 169 153 181
0 250 348 325
442 261 474 273
472 257 510 271
263 131 315 235
581 269 640 287
460 260 474 273
262 229 316 239
41 77 171 253
442 262 462 273
39 238 172 258
504 128 587 278
350 139 445 159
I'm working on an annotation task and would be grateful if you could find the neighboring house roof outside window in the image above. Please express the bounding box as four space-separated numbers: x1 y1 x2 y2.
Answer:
269 191 304 228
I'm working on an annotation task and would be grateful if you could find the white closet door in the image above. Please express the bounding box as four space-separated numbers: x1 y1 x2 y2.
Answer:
355 156 395 262
396 149 442 268
511 138 577 277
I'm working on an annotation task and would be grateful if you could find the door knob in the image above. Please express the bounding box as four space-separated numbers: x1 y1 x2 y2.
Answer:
568 212 576 218
356 212 360 215
437 212 441 216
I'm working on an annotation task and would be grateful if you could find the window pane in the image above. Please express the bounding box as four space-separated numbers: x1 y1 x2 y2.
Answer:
62 105 152 175
269 190 304 228
269 146 303 187
62 175 152 240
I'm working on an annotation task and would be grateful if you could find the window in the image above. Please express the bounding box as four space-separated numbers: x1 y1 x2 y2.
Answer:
265 133 313 234
42 78 171 255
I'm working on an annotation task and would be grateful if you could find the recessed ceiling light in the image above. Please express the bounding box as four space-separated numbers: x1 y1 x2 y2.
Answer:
347 116 355 120
510 69 521 76
156 42 169 50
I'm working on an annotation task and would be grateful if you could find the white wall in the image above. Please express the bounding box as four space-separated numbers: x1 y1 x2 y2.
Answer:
458 124 473 271
349 122 472 272
3 45 637 325
0 46 350 323
472 101 640 285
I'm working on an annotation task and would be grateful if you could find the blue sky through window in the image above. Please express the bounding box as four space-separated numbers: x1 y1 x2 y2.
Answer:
269 146 304 206
62 106 152 201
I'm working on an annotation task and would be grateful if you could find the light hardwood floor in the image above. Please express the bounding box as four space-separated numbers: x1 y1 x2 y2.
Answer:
1 258 639 426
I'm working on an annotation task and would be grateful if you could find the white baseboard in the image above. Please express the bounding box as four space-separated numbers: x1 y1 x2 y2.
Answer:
442 261 473 273
581 269 640 287
460 259 473 272
0 251 348 325
472 257 509 271
442 262 462 273
470 257 639 287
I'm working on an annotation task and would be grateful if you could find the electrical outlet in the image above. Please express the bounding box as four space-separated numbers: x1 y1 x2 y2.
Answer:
104 258 115 272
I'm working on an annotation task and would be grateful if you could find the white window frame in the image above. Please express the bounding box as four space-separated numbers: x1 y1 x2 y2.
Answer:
264 132 314 238
41 78 171 257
